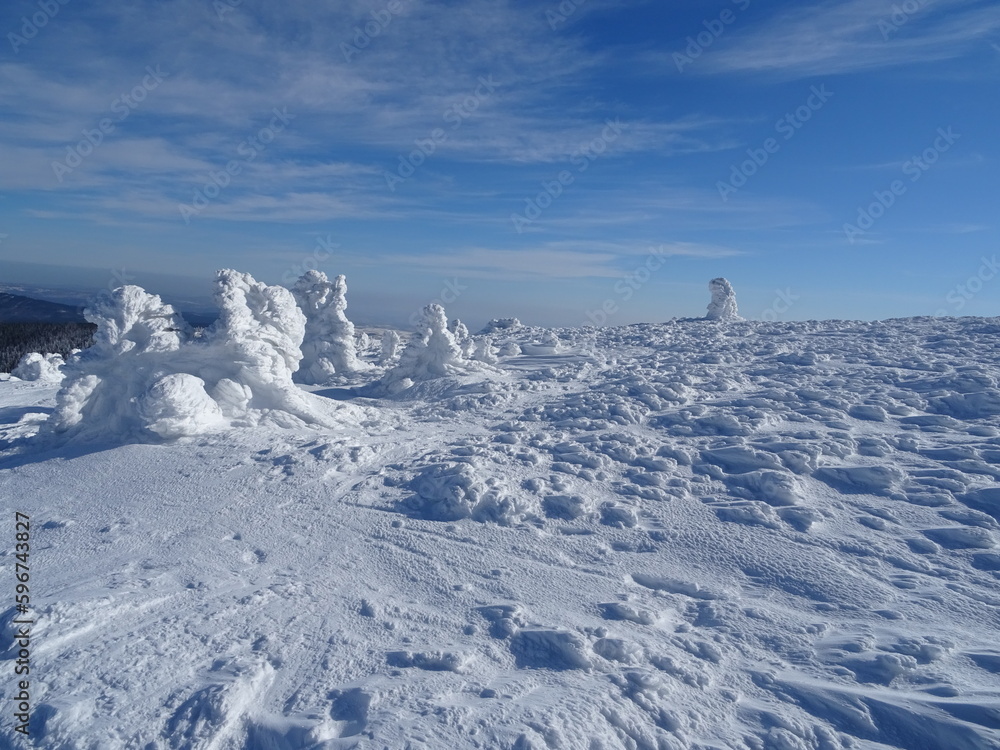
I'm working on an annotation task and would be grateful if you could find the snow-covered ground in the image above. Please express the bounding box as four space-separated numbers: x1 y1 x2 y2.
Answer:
3 315 1000 749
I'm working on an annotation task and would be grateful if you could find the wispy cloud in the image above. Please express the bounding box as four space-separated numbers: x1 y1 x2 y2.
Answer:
0 0 740 227
373 241 744 281
686 0 1000 78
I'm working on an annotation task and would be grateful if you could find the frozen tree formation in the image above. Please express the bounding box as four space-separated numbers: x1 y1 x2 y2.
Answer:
206 269 322 424
449 318 477 358
378 304 489 393
46 270 347 441
472 336 498 364
48 285 198 437
12 352 65 382
292 271 367 384
380 330 401 362
706 277 741 321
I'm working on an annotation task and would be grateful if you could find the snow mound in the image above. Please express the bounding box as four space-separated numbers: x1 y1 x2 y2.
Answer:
292 271 367 383
11 352 65 382
479 317 522 334
510 629 592 670
706 277 740 321
405 461 528 524
46 271 350 441
521 331 562 355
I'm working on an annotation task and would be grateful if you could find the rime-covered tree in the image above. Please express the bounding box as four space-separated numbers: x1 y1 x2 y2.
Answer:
46 270 341 442
379 304 488 392
12 351 65 382
49 285 195 435
706 277 740 321
292 271 365 383
380 330 401 362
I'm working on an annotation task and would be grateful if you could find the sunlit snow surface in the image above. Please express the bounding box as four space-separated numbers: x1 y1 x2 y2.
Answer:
2 316 1000 750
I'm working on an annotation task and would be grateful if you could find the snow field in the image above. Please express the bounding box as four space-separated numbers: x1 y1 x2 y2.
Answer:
0 310 999 748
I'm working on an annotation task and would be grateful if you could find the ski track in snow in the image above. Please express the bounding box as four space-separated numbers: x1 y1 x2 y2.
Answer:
1 317 1000 749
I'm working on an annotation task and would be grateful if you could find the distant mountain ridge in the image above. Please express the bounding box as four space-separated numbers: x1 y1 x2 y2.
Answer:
0 292 85 323
0 291 218 327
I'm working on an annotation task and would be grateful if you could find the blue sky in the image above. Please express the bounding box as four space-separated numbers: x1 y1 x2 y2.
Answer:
1 0 998 328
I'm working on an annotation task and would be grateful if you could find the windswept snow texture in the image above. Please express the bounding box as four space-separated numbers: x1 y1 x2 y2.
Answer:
292 271 366 383
3 316 1000 749
45 271 353 441
706 277 740 321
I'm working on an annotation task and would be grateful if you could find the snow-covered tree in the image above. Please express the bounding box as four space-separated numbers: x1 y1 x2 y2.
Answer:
208 268 309 412
380 304 490 391
49 285 195 435
380 330 401 362
397 304 464 378
292 271 366 383
449 318 476 358
472 336 498 364
46 270 341 442
12 352 65 382
706 277 741 321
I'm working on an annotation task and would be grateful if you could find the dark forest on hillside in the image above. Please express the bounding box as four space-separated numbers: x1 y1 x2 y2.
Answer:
0 322 96 373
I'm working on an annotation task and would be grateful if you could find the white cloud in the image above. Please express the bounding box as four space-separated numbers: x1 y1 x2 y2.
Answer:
373 241 743 281
681 0 1000 77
